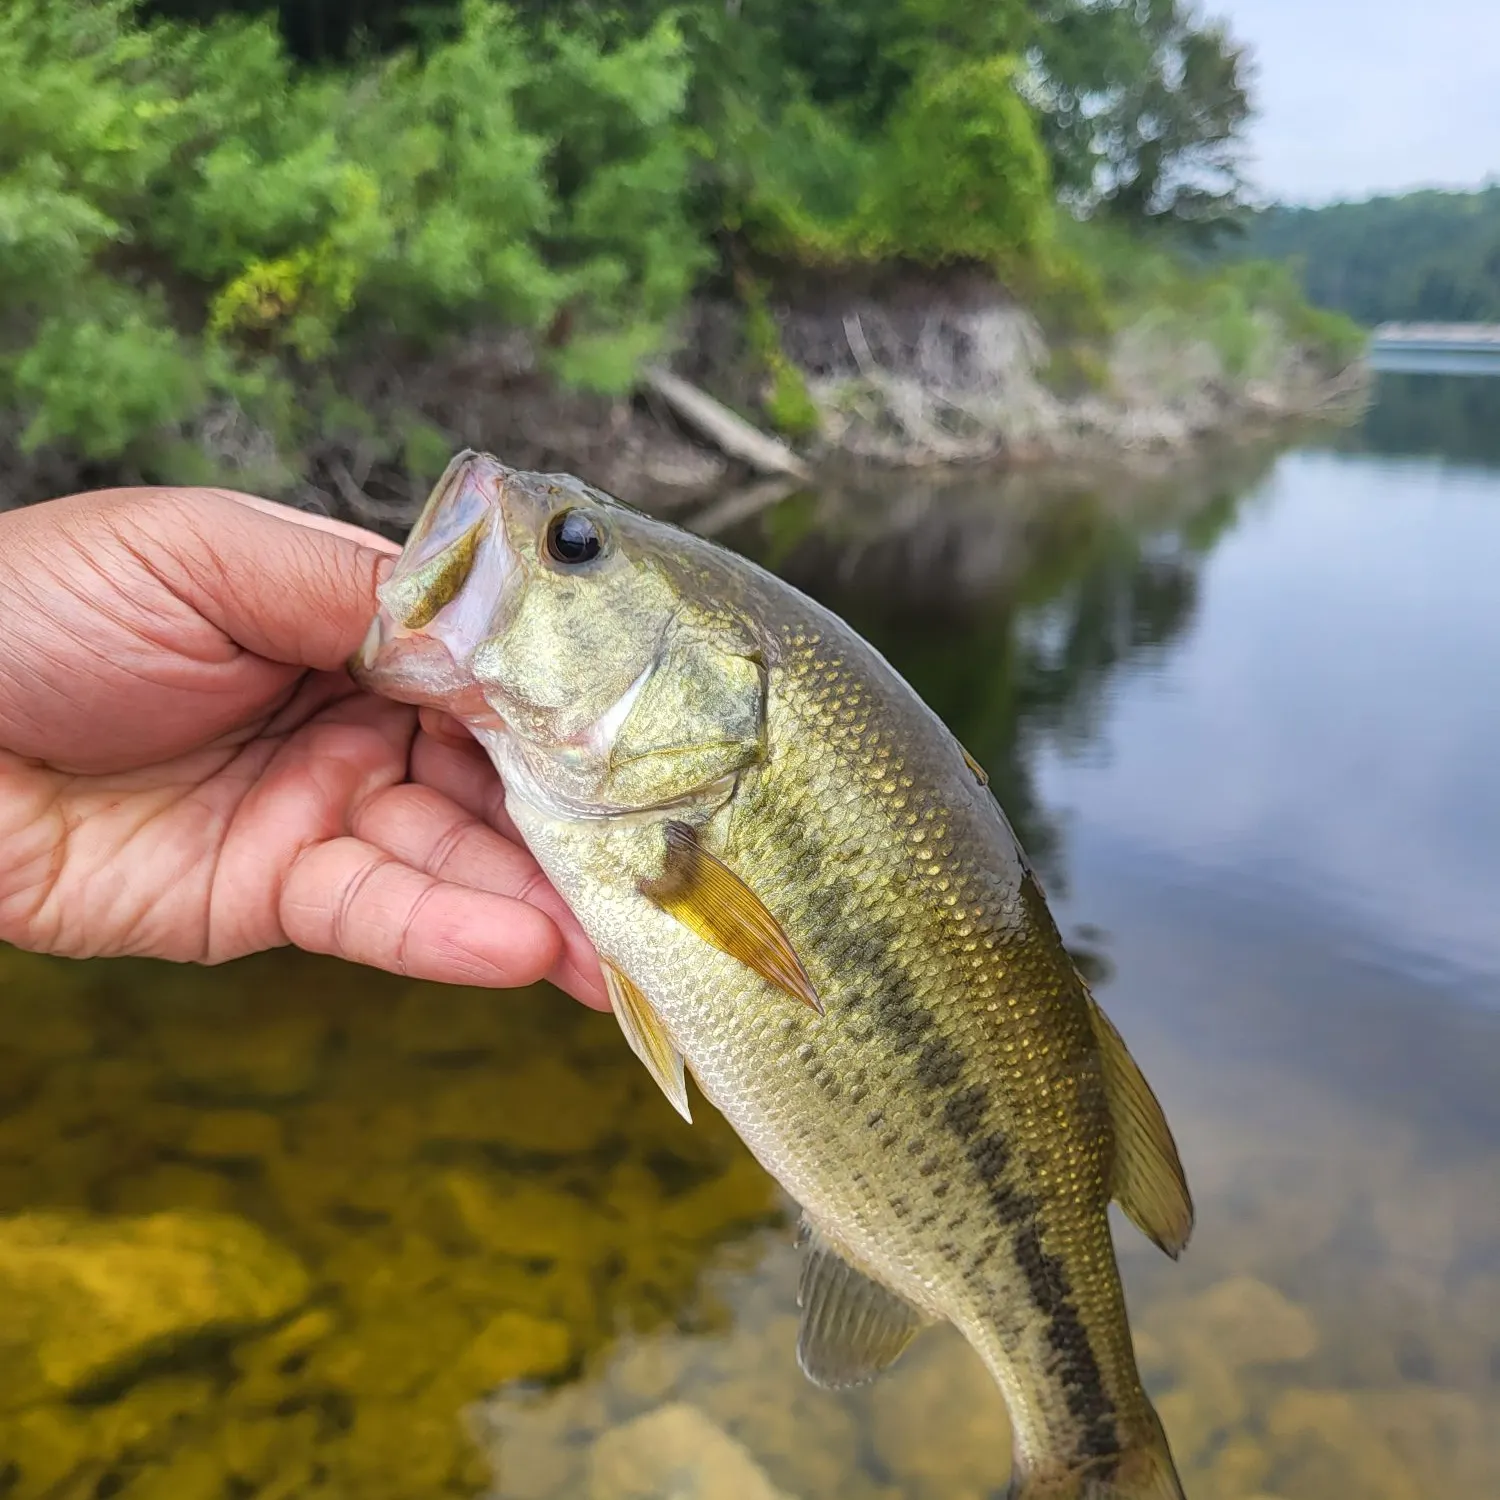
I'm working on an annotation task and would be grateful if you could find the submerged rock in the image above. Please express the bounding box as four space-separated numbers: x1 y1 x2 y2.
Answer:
441 1170 617 1262
1270 1387 1500 1500
867 1332 1011 1500
1144 1275 1315 1478
329 1396 494 1499
477 1379 616 1500
1266 1388 1422 1500
421 1056 627 1154
0 1373 220 1500
445 1310 574 1393
1182 1276 1318 1368
691 1309 865 1500
0 1210 310 1407
181 1108 285 1165
603 1336 697 1411
589 1403 798 1500
231 1308 338 1405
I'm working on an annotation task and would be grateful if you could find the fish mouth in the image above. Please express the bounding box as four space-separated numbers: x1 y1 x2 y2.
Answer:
349 450 521 707
348 611 474 707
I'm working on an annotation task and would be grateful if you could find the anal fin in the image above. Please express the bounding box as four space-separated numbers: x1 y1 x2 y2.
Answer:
796 1222 928 1388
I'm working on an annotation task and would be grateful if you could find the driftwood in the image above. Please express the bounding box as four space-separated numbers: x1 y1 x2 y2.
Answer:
686 476 802 537
642 367 810 479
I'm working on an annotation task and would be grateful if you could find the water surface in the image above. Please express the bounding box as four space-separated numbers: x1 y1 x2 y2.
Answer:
3 373 1500 1499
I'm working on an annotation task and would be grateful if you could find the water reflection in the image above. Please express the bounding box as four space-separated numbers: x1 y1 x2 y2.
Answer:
4 372 1500 1499
723 444 1279 901
1333 370 1500 467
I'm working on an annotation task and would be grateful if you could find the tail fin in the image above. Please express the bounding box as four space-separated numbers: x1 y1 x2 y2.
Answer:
1008 1425 1186 1500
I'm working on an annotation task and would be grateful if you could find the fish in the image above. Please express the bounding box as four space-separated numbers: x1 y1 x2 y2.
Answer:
351 451 1194 1500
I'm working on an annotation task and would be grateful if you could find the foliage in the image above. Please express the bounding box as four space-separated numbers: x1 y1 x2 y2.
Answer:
148 0 1250 237
1064 217 1365 374
741 283 819 439
1025 0 1251 234
1225 186 1500 325
0 0 700 472
1 0 1334 494
867 56 1053 264
735 54 1055 273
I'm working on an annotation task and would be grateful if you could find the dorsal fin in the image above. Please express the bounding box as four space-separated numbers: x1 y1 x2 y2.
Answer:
1085 993 1194 1258
796 1222 928 1388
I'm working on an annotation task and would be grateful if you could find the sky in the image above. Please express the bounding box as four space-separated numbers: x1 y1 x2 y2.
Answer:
1209 0 1500 204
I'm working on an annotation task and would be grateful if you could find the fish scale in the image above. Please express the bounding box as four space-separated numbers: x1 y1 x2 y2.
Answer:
352 452 1193 1500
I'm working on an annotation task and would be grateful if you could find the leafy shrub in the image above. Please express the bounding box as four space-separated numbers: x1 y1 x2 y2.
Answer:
0 0 700 476
742 285 819 438
0 0 1355 494
733 55 1055 273
1058 216 1365 374
865 56 1052 265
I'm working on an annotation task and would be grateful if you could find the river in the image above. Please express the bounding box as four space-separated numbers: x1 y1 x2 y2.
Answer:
2 371 1499 1499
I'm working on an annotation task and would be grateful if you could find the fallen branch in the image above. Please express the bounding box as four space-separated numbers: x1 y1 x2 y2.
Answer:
686 476 802 537
642 367 810 480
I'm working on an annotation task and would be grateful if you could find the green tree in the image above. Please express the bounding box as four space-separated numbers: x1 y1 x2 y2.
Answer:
1229 186 1500 324
869 55 1054 264
1027 0 1251 234
0 0 701 473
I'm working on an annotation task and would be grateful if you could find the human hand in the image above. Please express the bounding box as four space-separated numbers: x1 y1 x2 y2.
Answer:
0 487 606 1006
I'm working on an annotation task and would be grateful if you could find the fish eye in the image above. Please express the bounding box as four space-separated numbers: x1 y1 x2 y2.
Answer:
544 509 605 566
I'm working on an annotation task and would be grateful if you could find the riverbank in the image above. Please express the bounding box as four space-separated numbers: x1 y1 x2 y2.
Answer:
0 144 1370 527
0 3 1368 527
180 279 1368 535
0 289 1366 534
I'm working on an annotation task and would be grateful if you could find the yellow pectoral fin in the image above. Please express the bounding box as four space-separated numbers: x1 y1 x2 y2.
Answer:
602 960 692 1122
640 821 822 1013
1086 992 1194 1258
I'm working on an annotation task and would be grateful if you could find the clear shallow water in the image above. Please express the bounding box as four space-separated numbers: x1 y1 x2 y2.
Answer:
3 373 1500 1500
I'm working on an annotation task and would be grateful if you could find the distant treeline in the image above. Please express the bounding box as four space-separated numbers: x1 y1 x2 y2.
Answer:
1230 187 1500 326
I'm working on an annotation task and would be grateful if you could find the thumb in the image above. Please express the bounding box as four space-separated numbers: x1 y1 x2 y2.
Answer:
93 487 399 671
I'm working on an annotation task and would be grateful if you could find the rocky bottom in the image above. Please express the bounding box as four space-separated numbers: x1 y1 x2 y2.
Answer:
0 943 1496 1500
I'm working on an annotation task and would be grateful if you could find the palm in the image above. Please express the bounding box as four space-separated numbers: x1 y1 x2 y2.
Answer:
0 488 604 1006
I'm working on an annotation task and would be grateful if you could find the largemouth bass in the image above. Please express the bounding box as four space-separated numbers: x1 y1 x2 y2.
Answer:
352 452 1193 1500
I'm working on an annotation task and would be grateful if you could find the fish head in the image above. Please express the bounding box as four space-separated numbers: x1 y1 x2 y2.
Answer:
352 451 765 814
